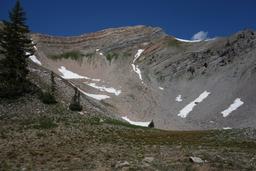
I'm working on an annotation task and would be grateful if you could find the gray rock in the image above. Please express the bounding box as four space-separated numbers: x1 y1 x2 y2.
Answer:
115 161 130 168
142 157 155 167
142 157 154 163
189 156 204 163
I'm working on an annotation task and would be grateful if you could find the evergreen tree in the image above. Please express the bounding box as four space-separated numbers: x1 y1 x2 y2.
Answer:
0 0 34 98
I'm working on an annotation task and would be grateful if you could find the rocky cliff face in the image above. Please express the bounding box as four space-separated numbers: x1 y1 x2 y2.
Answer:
31 26 256 130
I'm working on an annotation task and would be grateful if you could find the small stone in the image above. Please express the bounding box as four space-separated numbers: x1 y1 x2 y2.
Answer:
142 157 154 167
142 157 154 163
189 156 204 163
115 161 130 168
78 111 84 115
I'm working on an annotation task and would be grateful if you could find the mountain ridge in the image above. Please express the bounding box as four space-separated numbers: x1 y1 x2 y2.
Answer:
28 25 256 130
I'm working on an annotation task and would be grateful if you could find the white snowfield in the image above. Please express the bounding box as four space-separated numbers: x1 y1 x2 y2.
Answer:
175 95 183 102
122 116 150 127
99 52 103 56
132 49 144 81
96 49 100 52
178 91 211 118
86 82 121 96
221 98 244 117
58 66 100 82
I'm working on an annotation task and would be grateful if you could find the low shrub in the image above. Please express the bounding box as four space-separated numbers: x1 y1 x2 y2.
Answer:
33 117 57 129
39 91 57 104
106 52 119 62
69 102 83 111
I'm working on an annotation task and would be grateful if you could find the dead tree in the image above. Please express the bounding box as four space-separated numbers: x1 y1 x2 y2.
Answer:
69 87 83 111
50 71 56 94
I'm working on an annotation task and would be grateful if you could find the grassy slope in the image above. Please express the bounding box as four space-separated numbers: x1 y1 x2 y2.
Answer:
0 63 255 170
0 94 255 171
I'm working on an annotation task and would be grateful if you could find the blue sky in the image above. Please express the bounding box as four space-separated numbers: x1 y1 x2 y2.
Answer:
0 0 256 39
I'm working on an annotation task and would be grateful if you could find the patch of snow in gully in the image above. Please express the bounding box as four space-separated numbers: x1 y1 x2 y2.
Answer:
132 64 143 81
221 98 244 117
132 49 144 82
133 49 144 63
177 91 210 118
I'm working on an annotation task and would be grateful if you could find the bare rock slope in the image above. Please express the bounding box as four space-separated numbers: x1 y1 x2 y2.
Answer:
31 26 256 130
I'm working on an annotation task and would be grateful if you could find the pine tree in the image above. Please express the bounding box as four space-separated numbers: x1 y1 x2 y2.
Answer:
0 0 34 98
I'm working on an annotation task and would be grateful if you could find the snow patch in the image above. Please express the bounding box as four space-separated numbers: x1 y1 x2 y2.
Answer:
91 78 101 82
99 52 103 56
80 91 110 100
26 52 42 65
133 49 144 63
122 116 150 127
29 55 42 65
58 66 101 82
175 37 215 43
175 95 183 102
58 66 89 79
132 49 144 81
69 82 110 100
86 83 121 96
177 91 211 118
221 98 244 117
175 38 202 43
223 127 232 130
159 87 164 90
132 64 143 81
96 49 100 52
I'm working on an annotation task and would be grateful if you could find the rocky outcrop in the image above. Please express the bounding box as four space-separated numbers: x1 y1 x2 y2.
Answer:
31 25 166 55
